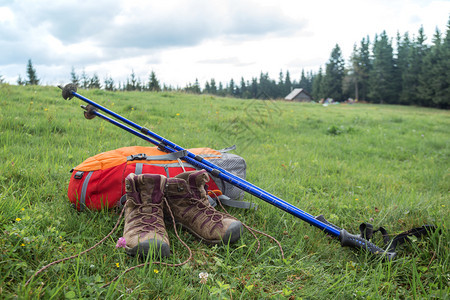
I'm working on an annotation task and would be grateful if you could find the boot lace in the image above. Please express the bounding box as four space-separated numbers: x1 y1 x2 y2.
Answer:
184 200 226 228
129 200 167 237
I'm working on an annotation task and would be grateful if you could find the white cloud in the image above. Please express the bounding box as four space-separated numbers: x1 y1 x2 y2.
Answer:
0 6 14 23
0 0 448 87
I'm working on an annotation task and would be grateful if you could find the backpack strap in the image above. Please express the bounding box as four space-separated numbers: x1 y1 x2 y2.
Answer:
207 195 218 207
79 171 94 211
218 194 258 209
135 163 143 175
118 194 127 210
217 145 237 153
208 194 258 210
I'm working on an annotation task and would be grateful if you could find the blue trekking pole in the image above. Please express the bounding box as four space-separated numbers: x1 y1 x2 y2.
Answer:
60 84 434 260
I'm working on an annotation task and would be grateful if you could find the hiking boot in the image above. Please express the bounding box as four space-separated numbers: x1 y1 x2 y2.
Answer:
122 173 170 258
165 170 242 244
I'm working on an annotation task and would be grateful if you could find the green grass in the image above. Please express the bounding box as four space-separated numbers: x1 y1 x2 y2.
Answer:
0 84 448 299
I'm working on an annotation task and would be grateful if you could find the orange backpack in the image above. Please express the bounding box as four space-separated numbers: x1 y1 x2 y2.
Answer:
68 146 247 211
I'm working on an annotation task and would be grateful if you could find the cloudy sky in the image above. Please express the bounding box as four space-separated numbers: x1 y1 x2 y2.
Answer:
0 0 449 88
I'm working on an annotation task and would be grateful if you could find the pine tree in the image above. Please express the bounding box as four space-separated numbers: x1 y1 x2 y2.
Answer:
259 72 277 98
104 76 115 91
184 82 192 93
228 78 235 96
306 71 314 93
408 26 429 105
358 37 371 100
137 78 143 91
312 67 324 100
391 33 402 103
322 44 345 100
348 37 372 101
397 32 414 104
285 70 292 94
88 73 101 89
204 81 211 94
368 31 397 103
298 69 313 94
148 71 161 92
193 78 201 94
70 67 79 86
299 69 308 90
278 70 285 96
217 82 225 96
162 84 172 92
347 44 361 99
17 75 25 86
128 70 137 91
210 78 217 95
442 18 450 107
240 77 249 98
418 28 449 108
81 70 89 89
26 59 39 85
250 77 258 98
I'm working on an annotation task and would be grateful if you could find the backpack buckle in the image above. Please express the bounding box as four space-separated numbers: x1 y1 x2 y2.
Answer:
127 153 147 161
74 171 84 179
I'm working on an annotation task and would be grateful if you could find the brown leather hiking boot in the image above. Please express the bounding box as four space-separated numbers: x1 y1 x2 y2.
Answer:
122 173 170 258
165 170 243 245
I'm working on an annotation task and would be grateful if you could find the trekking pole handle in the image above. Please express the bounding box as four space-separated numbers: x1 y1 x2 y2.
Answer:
339 229 396 261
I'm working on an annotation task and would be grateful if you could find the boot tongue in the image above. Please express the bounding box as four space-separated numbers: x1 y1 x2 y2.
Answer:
151 184 163 204
188 171 209 187
188 172 209 200
126 190 142 205
136 174 166 205
139 185 163 205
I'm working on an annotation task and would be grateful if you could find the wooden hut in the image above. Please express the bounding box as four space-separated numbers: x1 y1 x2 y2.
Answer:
284 88 312 102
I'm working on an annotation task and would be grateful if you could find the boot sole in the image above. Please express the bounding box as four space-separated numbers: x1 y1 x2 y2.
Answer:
176 220 243 245
125 239 170 258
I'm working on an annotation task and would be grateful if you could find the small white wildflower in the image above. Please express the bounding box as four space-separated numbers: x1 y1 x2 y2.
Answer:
199 272 209 284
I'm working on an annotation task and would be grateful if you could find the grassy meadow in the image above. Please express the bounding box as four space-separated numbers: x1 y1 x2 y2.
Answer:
0 84 448 299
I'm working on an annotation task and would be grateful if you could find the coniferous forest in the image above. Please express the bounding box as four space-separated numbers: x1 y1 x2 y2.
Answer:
12 19 450 109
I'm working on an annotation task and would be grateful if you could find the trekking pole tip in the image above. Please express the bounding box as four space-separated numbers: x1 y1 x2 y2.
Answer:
61 83 77 100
